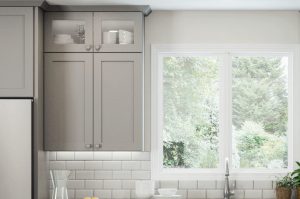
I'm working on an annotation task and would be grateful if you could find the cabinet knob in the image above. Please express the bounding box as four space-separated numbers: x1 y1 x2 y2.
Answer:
95 144 102 148
85 45 92 51
95 45 102 51
85 144 93 148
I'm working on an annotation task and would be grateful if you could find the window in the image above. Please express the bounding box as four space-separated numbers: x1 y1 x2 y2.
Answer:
151 45 298 180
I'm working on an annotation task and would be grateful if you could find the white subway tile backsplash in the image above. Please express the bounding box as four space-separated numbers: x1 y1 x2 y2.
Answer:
85 180 104 189
254 181 272 189
131 152 150 160
262 190 275 199
122 180 136 189
160 180 179 188
75 152 94 161
57 152 75 160
49 161 66 170
94 190 112 199
188 190 206 199
76 171 94 180
48 152 56 161
95 171 113 179
236 181 254 190
48 153 277 199
177 190 188 199
131 171 151 179
179 181 197 189
130 190 137 199
272 181 276 189
104 180 122 189
67 180 85 189
85 161 103 170
69 171 76 179
245 190 262 199
103 161 122 170
94 152 113 160
206 190 223 199
67 189 75 199
112 190 131 199
76 189 93 198
198 181 216 189
140 161 151 170
234 190 245 199
66 161 85 170
112 152 132 160
216 181 224 189
113 171 132 179
122 161 141 170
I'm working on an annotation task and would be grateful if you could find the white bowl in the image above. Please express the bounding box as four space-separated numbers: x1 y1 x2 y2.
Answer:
158 188 177 196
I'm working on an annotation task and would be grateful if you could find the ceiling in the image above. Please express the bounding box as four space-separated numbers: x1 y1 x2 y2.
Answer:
46 0 300 10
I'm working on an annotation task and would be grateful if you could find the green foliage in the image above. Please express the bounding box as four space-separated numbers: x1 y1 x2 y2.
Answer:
163 141 185 168
163 55 288 169
292 162 300 187
232 56 288 169
276 173 294 188
163 56 219 168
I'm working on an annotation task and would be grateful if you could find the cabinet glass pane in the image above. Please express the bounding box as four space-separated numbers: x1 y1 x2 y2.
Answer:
101 20 135 44
52 20 86 45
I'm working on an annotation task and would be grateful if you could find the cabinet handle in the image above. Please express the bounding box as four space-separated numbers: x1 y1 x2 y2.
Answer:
85 144 93 148
95 45 102 51
85 45 92 51
95 144 102 148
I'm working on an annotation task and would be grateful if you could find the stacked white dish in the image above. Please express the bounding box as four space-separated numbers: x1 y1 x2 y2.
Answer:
53 34 74 44
153 189 182 199
119 29 134 44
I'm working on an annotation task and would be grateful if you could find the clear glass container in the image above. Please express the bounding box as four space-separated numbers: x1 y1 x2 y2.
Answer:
50 170 71 199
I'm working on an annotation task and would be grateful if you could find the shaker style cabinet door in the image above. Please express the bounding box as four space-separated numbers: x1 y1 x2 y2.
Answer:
44 12 93 52
44 53 93 151
94 12 143 52
94 53 143 150
0 7 33 97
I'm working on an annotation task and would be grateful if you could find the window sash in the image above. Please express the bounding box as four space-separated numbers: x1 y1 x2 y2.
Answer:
151 44 298 180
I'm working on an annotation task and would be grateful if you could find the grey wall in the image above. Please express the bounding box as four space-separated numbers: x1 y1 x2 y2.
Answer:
143 11 300 150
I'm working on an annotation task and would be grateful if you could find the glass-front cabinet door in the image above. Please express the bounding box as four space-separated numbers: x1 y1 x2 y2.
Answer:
45 12 93 52
93 12 143 52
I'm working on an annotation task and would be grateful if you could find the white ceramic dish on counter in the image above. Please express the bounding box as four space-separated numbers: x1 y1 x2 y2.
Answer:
158 188 178 196
153 195 182 199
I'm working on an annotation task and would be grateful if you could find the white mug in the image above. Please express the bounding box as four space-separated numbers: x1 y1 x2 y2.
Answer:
103 31 118 44
135 180 155 199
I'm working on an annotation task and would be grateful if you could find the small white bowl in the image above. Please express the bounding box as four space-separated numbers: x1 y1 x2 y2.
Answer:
158 188 177 196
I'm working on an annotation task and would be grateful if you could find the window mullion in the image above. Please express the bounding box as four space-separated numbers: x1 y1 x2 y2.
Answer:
219 52 232 170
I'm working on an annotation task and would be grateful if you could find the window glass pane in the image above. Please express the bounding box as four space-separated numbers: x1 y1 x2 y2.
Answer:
232 56 288 169
163 56 220 168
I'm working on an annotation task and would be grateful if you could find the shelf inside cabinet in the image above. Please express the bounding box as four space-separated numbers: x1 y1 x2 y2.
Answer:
52 20 86 45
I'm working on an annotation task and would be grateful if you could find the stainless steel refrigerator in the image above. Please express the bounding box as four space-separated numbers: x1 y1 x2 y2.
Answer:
0 99 32 199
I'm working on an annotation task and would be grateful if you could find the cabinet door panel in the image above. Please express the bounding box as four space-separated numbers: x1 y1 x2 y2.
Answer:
44 12 93 52
94 12 143 52
44 53 93 151
94 53 143 150
0 7 33 97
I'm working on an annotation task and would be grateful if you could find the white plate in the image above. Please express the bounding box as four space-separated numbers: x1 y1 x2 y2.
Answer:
153 195 182 199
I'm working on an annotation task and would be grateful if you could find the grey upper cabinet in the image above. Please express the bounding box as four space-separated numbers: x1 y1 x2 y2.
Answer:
44 53 93 151
0 7 33 97
94 12 143 52
94 53 143 151
44 12 93 53
44 12 143 53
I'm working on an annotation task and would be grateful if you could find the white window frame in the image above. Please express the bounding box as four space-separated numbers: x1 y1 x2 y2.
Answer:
151 44 300 180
